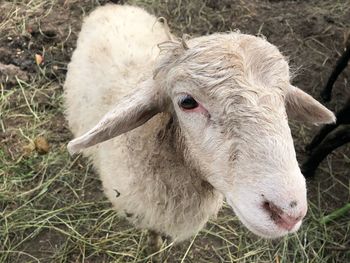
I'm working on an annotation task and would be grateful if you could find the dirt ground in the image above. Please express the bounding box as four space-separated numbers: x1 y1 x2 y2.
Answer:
1 0 349 262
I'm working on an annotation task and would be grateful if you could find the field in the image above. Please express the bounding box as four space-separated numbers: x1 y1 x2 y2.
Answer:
1 0 350 262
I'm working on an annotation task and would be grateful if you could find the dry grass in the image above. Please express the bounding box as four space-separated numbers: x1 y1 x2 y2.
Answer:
1 0 350 262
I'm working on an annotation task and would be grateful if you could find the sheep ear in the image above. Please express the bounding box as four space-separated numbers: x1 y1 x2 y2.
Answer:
67 79 163 155
285 85 336 124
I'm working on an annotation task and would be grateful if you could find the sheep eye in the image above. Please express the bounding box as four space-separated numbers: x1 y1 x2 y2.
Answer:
179 95 198 110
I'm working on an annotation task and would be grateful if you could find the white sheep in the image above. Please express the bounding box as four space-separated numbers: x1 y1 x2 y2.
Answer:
64 4 335 246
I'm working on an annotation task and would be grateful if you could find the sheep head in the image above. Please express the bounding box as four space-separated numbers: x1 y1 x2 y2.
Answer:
68 33 335 238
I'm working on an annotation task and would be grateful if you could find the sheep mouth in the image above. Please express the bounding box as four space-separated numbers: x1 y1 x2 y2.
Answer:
227 200 290 239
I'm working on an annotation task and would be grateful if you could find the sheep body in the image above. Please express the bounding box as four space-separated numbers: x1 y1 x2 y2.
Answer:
65 4 335 241
65 4 223 241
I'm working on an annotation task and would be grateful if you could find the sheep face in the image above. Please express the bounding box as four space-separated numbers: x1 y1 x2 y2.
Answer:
169 83 306 238
157 34 335 238
68 33 335 239
173 88 308 238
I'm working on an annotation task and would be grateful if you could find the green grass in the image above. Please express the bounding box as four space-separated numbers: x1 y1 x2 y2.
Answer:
1 0 350 262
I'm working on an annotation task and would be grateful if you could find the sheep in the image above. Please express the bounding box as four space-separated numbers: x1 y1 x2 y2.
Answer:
302 38 350 178
64 4 335 248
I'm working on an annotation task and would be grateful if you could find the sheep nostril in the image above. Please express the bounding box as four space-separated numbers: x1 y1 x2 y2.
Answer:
290 200 298 208
262 200 304 231
263 201 284 218
263 201 270 210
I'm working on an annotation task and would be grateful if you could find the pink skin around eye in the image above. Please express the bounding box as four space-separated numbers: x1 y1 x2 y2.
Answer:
182 102 209 117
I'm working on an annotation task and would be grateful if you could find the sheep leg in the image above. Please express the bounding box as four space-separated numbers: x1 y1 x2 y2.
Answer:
306 98 350 152
301 125 350 178
321 46 350 102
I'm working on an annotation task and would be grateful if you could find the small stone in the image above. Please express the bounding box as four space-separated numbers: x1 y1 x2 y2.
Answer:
22 142 36 156
34 136 50 154
35 54 43 65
